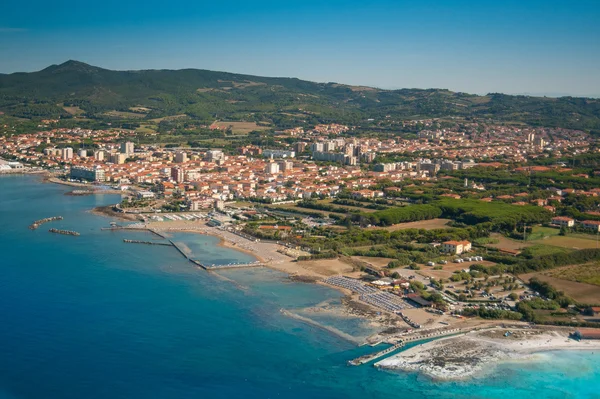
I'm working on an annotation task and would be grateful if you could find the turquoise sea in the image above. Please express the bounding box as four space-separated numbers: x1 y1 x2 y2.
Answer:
1 175 600 399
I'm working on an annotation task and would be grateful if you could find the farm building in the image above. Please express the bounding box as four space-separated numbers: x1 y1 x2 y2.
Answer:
580 220 600 232
551 216 575 228
441 240 472 255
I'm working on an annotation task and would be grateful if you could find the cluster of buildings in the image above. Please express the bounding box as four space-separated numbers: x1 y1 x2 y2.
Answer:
0 120 595 209
551 217 600 232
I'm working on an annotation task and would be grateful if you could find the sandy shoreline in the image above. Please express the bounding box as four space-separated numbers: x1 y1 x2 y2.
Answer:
177 228 268 263
89 205 139 221
376 328 600 380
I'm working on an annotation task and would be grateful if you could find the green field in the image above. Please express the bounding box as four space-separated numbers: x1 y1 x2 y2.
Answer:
531 235 600 250
521 244 572 258
526 226 560 241
545 263 600 287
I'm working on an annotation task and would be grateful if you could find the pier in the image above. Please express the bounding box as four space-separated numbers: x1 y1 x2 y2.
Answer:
348 328 464 366
349 342 405 366
123 239 172 246
148 229 167 239
200 262 264 271
29 216 63 230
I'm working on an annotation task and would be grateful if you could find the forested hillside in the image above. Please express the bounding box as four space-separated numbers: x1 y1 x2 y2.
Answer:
1 60 599 131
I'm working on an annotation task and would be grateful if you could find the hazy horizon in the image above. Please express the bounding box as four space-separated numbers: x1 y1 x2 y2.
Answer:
1 0 599 97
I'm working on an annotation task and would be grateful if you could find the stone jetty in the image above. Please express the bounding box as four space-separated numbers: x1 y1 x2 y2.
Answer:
49 228 80 236
29 216 63 230
123 239 172 246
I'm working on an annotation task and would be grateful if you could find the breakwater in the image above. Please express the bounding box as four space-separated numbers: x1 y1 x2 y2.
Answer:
29 216 63 230
201 262 264 270
349 328 464 366
349 342 405 365
123 239 172 246
148 229 167 239
168 240 262 271
66 190 94 196
49 228 80 236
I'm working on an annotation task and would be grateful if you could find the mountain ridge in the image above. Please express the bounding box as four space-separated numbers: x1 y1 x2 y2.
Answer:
1 60 599 132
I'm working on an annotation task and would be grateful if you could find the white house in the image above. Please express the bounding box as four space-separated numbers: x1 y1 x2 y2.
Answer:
581 220 600 233
441 240 472 255
551 216 575 228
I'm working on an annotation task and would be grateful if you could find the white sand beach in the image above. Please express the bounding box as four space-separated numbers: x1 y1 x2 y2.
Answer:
376 328 600 380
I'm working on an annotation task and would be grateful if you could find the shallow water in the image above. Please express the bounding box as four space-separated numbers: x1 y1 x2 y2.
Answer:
1 175 599 399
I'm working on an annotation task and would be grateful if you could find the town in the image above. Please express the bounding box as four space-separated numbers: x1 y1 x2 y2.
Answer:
2 116 600 339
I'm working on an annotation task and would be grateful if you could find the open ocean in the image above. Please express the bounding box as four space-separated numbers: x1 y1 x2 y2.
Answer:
1 175 599 399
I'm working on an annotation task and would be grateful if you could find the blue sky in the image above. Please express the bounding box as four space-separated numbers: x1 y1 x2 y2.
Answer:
1 0 599 96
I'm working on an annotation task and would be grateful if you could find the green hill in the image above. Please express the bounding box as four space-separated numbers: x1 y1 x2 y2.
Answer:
1 60 599 132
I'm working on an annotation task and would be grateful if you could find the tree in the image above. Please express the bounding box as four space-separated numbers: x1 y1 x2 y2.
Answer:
509 292 519 301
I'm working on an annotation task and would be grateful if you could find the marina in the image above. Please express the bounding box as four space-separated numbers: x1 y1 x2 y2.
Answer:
349 328 464 366
349 342 406 366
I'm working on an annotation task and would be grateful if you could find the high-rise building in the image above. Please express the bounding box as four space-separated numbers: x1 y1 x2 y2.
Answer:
77 149 87 158
171 167 184 183
262 149 295 159
534 137 546 148
120 142 135 155
70 166 105 182
294 142 307 154
344 144 355 156
175 151 188 163
278 160 293 172
311 142 324 152
109 153 127 164
94 150 105 161
206 150 225 162
61 147 73 160
361 152 376 163
323 141 336 152
265 162 280 174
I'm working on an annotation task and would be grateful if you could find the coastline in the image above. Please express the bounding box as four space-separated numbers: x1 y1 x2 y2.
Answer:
376 328 600 381
89 205 139 221
99 218 406 336
181 228 267 264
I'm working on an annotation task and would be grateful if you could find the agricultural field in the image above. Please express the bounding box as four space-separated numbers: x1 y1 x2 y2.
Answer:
520 271 600 304
135 127 158 134
485 233 534 252
212 121 270 134
149 114 188 123
62 106 84 115
381 218 451 231
525 226 560 241
103 110 147 119
129 106 151 113
520 244 571 258
543 263 600 287
531 234 600 250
